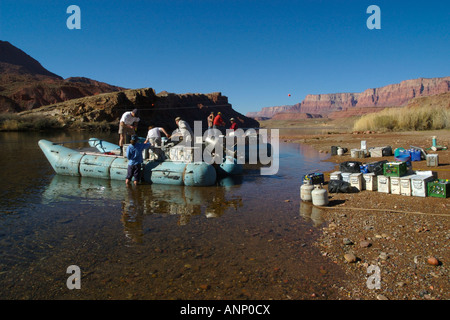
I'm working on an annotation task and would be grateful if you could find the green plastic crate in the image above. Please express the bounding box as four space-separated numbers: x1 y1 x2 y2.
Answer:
383 162 408 177
427 179 450 198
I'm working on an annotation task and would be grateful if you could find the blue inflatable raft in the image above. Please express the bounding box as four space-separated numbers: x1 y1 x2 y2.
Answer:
38 140 217 187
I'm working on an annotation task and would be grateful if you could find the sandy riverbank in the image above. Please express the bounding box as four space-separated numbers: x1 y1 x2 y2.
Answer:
275 123 449 300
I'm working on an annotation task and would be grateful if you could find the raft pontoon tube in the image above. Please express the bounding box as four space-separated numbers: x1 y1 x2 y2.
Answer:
38 140 217 187
88 138 121 153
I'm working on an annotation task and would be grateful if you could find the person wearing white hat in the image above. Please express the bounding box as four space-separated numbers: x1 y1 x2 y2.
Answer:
229 118 238 131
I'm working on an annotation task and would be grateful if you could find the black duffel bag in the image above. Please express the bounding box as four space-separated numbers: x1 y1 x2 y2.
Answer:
366 160 388 176
328 180 357 193
339 161 362 173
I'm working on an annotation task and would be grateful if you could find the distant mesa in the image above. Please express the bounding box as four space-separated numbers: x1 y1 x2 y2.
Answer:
271 112 322 120
247 76 450 119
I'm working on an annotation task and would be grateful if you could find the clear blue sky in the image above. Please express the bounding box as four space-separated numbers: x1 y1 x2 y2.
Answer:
1 0 449 115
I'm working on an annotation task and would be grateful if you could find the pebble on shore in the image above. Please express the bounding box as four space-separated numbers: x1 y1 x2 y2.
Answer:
427 256 440 266
344 253 357 263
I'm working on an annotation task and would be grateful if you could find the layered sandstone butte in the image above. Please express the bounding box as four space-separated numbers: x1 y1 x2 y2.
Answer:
20 88 259 133
247 77 450 119
246 105 294 119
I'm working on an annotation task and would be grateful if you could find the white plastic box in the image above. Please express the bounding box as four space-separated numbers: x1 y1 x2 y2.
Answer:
350 173 363 191
411 174 435 197
169 145 194 163
400 175 414 196
330 171 342 180
377 175 390 193
341 172 351 183
390 177 401 195
363 173 377 191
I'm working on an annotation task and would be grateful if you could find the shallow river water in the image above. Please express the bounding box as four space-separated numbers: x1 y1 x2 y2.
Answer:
0 130 348 300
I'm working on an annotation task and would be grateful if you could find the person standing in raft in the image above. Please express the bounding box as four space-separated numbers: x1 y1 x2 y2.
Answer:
126 135 151 186
229 118 238 131
144 125 170 147
207 112 215 137
213 112 225 134
175 117 194 146
119 109 140 156
207 112 214 129
213 112 225 128
144 125 170 160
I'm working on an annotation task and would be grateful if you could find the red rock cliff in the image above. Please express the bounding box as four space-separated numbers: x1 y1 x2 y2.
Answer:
247 77 450 118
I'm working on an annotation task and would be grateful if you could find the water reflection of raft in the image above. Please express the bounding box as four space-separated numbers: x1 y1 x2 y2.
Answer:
42 175 243 228
38 139 217 187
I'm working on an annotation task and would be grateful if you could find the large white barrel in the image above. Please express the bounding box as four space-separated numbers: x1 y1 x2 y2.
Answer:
312 184 329 206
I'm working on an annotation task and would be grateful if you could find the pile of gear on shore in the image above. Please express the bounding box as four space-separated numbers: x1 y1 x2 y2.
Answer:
301 140 449 201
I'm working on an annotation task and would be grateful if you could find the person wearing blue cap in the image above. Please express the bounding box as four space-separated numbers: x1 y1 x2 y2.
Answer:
119 109 140 156
125 134 151 186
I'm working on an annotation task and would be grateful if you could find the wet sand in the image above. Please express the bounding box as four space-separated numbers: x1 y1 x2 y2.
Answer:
278 126 450 300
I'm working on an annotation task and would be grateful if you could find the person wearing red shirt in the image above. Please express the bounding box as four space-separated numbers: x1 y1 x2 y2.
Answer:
213 112 226 135
229 118 238 131
213 112 225 128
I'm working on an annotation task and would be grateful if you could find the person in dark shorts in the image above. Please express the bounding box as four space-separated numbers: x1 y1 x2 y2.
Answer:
125 135 151 186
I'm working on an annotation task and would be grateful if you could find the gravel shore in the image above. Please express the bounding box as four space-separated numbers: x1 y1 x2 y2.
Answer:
282 129 449 300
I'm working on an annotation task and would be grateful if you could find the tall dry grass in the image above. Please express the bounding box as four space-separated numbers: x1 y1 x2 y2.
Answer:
0 113 62 131
353 105 450 132
0 113 112 131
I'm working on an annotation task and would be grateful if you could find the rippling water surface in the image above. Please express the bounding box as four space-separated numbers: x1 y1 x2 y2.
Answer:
0 131 348 299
